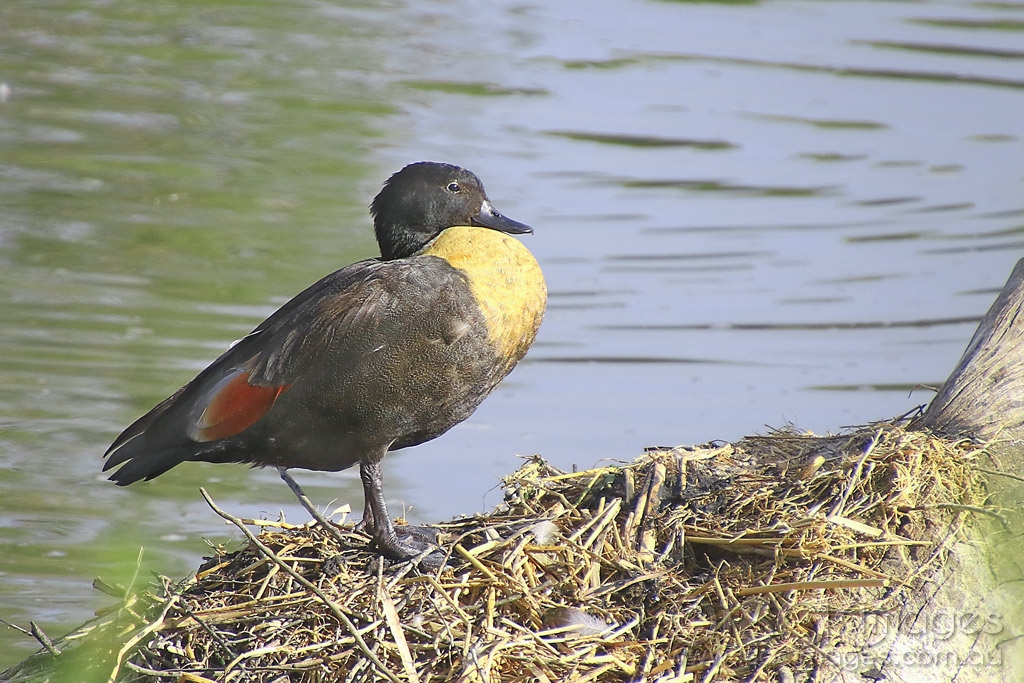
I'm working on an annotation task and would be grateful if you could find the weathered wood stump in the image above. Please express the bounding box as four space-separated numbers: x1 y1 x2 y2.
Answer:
913 257 1024 453
891 257 1024 683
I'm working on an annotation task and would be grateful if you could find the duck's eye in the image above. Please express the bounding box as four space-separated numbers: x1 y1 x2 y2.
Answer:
446 182 461 193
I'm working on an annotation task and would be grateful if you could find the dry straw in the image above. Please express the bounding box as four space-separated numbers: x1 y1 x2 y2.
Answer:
4 421 989 682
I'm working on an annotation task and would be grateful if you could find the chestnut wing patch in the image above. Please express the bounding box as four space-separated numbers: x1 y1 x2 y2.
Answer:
190 368 291 442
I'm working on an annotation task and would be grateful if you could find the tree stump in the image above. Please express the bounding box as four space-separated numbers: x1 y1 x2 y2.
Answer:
913 257 1024 455
881 257 1024 683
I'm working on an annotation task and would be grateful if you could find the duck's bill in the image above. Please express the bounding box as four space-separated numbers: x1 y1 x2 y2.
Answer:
472 200 533 234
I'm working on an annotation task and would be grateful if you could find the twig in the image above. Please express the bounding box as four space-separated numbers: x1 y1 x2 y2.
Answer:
974 466 1024 484
828 429 880 517
454 544 499 582
200 487 403 683
107 593 179 683
735 578 888 596
379 578 421 683
5 620 59 657
902 502 1010 530
176 598 240 665
0 618 33 638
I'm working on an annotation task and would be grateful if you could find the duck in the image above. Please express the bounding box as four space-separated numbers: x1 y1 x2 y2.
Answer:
102 161 547 561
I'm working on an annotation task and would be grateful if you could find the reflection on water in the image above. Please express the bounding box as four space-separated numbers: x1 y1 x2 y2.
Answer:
2 0 1023 666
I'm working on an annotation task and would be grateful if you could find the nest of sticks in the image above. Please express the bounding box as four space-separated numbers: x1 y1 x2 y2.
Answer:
4 421 988 682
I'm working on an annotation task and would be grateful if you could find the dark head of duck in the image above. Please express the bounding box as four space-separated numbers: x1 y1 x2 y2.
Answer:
371 161 532 261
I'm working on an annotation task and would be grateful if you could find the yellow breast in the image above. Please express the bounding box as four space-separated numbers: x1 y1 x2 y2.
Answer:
421 225 546 365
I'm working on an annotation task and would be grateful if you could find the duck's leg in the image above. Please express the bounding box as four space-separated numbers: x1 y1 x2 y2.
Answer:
358 457 441 563
278 467 314 510
279 460 440 564
277 467 348 544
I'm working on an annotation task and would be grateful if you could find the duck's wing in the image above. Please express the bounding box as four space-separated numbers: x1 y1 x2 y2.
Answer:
102 257 414 479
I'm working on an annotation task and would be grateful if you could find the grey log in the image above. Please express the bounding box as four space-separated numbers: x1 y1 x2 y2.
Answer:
913 257 1024 453
890 257 1024 683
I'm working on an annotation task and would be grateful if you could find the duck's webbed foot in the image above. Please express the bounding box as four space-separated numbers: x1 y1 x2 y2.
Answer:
374 523 447 570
